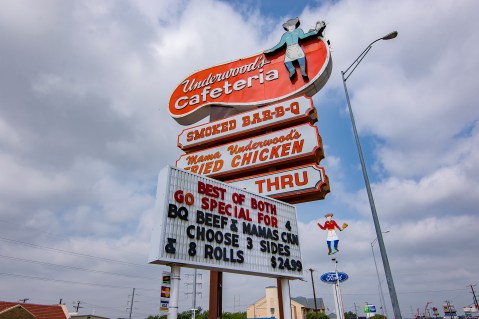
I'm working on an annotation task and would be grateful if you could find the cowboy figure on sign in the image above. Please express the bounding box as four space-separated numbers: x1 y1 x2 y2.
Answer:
264 18 326 79
317 213 348 255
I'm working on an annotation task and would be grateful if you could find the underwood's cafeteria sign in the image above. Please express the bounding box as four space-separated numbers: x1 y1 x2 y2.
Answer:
169 36 331 125
149 166 303 279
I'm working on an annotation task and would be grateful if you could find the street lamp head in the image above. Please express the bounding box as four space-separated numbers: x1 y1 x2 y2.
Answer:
381 31 398 40
371 231 389 246
342 31 398 80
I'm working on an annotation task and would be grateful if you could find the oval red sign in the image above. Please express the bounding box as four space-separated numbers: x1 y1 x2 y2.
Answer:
169 36 331 125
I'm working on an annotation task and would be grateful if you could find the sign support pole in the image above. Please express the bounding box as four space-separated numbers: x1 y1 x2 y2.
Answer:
277 279 284 319
332 258 344 319
209 271 223 319
168 266 181 319
337 281 345 319
333 283 340 319
280 279 292 319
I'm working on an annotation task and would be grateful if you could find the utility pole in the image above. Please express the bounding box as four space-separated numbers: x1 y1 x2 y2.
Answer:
185 270 202 319
193 269 198 319
470 285 478 309
354 303 359 319
233 295 241 313
74 301 83 312
128 288 136 319
309 268 318 312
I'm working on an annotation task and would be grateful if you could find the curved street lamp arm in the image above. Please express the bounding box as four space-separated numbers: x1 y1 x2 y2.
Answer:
342 37 382 81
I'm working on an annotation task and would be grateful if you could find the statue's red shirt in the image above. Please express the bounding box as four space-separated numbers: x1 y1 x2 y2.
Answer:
317 220 341 231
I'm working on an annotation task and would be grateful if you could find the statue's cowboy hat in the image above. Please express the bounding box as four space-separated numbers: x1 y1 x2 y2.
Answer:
283 17 300 30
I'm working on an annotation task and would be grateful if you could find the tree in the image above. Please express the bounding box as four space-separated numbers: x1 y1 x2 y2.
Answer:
345 311 357 319
307 311 330 319
196 309 209 319
223 312 246 319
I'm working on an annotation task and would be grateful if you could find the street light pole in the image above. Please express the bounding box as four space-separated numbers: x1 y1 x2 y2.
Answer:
309 268 319 312
372 233 389 319
341 31 402 319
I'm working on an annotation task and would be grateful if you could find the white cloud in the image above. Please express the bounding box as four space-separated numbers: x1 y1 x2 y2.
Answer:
0 0 478 317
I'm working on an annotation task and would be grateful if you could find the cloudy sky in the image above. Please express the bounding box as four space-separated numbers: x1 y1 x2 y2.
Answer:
1 0 478 318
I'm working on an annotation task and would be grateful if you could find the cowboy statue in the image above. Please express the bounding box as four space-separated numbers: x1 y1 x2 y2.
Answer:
264 18 326 79
317 213 348 255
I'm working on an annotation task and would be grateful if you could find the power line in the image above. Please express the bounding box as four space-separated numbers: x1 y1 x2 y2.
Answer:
83 300 131 311
0 218 61 237
82 300 153 317
0 236 159 269
0 254 158 280
0 272 161 292
397 288 468 295
306 288 469 297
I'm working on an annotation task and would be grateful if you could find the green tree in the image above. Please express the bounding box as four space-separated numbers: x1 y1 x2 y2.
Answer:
306 311 330 319
223 312 246 319
345 311 357 319
197 309 209 319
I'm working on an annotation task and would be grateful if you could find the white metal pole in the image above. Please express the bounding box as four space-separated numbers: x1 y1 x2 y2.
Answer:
281 279 292 319
334 260 344 319
333 283 340 319
168 266 181 319
337 281 345 319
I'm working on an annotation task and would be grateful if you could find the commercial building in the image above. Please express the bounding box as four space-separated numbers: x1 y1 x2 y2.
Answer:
246 286 325 319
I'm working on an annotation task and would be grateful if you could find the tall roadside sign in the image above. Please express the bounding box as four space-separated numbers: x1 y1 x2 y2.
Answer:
150 17 332 319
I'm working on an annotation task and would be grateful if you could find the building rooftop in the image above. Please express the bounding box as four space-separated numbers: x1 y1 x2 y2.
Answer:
0 301 70 319
291 296 325 310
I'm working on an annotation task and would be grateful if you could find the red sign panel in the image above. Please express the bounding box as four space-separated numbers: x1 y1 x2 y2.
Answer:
177 95 317 152
169 37 331 125
227 164 329 204
176 123 323 179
